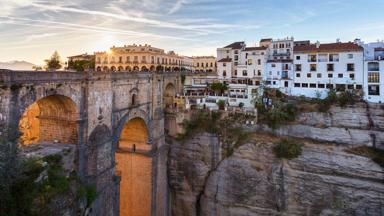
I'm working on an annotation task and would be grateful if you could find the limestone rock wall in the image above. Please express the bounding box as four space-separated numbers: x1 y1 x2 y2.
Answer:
168 135 384 216
256 103 384 149
167 133 220 216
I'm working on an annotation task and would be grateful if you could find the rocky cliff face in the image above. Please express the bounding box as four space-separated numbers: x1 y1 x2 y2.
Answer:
256 103 384 149
168 104 384 216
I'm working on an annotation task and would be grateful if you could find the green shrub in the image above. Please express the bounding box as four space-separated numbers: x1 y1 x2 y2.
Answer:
273 139 303 160
239 102 244 108
262 103 298 129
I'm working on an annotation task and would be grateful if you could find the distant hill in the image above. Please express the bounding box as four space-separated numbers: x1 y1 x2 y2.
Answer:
0 60 37 70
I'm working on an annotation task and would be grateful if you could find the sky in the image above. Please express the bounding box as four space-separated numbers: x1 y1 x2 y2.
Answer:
1 0 384 65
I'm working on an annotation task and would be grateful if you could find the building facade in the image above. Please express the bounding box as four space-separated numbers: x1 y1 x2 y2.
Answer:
95 44 187 72
291 41 364 98
192 56 217 73
361 41 384 103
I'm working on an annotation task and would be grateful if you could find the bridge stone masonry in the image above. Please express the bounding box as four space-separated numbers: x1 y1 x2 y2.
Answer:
0 69 182 216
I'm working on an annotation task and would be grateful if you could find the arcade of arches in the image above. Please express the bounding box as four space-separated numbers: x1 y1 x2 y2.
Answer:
115 117 152 216
18 95 78 145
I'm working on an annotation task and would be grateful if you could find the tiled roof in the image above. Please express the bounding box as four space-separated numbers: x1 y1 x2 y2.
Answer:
224 42 244 49
217 58 232 63
244 46 267 51
260 38 272 42
374 47 384 51
294 42 363 53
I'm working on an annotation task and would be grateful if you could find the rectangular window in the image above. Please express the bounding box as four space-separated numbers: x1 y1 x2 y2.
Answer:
348 54 354 59
368 85 380 95
223 63 226 67
296 55 301 60
347 85 354 90
347 63 355 71
329 54 339 62
356 85 362 89
328 73 333 78
234 70 237 76
338 73 343 78
307 73 311 78
327 64 334 71
302 83 308 88
317 73 322 78
258 59 261 65
310 64 317 72
350 73 355 80
296 73 301 77
308 54 317 62
368 62 380 71
223 70 227 77
295 64 302 71
248 59 252 65
336 84 346 91
272 64 276 67
318 54 328 62
242 70 247 76
294 83 301 87
257 70 261 76
318 84 325 88
310 83 317 88
368 72 380 83
326 84 333 89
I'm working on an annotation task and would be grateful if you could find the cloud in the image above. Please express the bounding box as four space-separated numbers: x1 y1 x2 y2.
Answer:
25 33 58 42
168 0 188 14
0 16 195 41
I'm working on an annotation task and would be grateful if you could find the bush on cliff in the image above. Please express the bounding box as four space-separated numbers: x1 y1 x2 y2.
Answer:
273 139 303 160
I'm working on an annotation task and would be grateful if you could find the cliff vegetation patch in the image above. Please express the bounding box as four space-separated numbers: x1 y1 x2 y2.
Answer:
273 138 303 160
346 146 384 168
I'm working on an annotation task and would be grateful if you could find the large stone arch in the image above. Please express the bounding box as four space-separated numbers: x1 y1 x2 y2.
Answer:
18 94 79 145
113 108 152 150
114 109 153 216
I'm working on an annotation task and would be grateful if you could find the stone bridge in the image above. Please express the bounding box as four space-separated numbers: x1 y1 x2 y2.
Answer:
0 69 183 216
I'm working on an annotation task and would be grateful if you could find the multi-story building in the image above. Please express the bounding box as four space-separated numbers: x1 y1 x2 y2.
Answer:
265 37 294 92
192 56 217 73
216 41 268 85
361 41 384 103
292 41 364 98
95 44 186 72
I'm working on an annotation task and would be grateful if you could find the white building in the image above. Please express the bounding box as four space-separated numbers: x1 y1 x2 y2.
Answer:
291 41 364 98
265 38 294 93
361 41 384 103
217 41 268 85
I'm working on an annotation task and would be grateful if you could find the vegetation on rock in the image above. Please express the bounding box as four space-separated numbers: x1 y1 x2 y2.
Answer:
346 146 384 168
273 138 303 160
177 110 253 158
0 138 97 215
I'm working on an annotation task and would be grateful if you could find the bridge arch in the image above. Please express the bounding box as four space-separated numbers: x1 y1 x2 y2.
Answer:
118 66 124 71
19 94 78 145
114 111 152 216
125 66 131 71
133 66 139 71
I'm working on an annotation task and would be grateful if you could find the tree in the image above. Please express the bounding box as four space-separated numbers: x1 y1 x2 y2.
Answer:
68 59 95 72
32 66 42 71
210 83 228 95
44 51 62 71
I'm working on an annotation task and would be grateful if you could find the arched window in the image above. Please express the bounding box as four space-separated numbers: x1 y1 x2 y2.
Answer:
132 94 136 106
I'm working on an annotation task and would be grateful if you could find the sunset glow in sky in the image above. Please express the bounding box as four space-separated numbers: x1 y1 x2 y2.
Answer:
1 0 384 65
